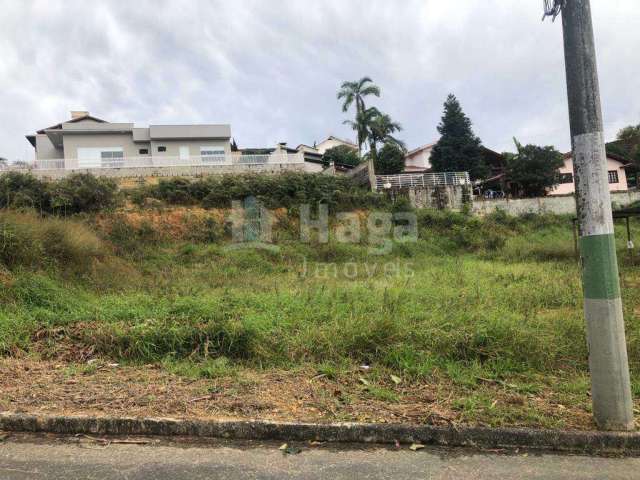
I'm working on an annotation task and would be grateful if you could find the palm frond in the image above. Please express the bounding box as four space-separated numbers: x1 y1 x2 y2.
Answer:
360 85 381 97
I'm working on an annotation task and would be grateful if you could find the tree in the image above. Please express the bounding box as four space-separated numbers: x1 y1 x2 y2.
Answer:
367 111 404 162
344 107 404 162
505 139 564 197
617 124 640 144
337 77 380 156
611 124 640 167
323 145 360 167
430 94 489 180
374 143 405 175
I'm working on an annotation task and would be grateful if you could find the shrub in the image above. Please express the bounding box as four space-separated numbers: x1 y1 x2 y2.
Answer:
0 172 118 214
49 174 119 214
130 172 385 212
0 172 49 211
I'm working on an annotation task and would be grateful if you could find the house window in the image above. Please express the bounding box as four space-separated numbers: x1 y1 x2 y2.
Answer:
200 146 225 163
101 150 124 168
558 173 573 184
179 146 190 161
608 170 619 184
139 148 149 155
157 146 166 152
77 147 124 168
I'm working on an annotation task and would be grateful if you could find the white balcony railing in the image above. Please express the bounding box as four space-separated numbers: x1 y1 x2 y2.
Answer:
376 172 471 190
4 153 304 172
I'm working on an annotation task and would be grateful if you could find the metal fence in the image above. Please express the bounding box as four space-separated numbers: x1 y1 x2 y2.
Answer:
376 172 470 190
4 153 304 172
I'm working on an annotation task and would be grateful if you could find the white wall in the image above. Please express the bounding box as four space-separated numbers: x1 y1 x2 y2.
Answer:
149 139 231 158
62 133 140 169
473 190 640 216
316 138 356 154
404 146 433 171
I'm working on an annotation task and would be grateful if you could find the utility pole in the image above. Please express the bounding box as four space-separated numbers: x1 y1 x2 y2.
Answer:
554 0 634 430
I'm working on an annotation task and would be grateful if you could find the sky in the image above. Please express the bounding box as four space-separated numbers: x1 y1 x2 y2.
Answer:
1 0 639 162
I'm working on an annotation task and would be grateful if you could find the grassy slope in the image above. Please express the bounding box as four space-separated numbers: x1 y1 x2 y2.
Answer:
1 208 639 428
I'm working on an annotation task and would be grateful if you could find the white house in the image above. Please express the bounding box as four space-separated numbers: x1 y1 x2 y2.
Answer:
27 111 232 169
21 111 307 179
315 136 357 155
549 153 629 196
404 142 436 172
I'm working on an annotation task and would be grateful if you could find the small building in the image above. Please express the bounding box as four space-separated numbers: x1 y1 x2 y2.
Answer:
549 152 629 196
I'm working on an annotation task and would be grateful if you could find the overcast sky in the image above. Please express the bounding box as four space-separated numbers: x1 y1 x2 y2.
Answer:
1 0 638 161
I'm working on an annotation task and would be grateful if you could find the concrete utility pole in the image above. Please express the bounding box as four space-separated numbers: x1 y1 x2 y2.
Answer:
559 0 634 430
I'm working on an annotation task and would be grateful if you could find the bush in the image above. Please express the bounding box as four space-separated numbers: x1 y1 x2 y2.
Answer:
0 172 119 214
0 172 49 210
131 172 385 212
49 174 119 214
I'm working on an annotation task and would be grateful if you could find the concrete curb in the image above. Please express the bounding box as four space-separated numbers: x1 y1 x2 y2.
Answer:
1 412 639 454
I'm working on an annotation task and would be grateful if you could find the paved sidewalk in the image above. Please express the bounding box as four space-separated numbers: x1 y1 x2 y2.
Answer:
0 434 638 480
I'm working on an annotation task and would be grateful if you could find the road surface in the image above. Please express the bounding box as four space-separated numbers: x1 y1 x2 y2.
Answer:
0 433 638 479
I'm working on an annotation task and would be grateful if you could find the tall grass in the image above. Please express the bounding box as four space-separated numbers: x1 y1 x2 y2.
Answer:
0 211 107 271
1 207 639 386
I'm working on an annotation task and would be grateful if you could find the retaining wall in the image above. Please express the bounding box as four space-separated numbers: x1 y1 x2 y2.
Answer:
405 185 468 210
29 163 306 183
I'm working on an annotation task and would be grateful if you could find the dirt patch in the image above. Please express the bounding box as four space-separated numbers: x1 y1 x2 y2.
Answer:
0 359 609 430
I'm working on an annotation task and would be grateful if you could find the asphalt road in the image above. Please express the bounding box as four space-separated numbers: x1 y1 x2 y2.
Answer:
0 433 638 479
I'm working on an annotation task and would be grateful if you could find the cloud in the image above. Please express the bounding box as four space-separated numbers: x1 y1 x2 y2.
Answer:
0 0 638 161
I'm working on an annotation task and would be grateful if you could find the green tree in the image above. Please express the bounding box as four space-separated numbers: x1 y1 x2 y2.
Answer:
374 143 405 175
617 124 640 144
337 77 380 156
344 107 404 162
505 139 564 198
367 111 404 162
323 145 360 167
612 124 640 167
430 94 488 180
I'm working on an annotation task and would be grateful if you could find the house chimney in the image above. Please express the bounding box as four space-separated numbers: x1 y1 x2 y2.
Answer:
70 110 89 119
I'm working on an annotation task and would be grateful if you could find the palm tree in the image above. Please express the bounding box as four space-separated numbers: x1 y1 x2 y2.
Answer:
342 106 379 156
337 77 381 155
367 111 404 162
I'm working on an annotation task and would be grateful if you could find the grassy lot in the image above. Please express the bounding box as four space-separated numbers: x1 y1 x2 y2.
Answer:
0 206 639 428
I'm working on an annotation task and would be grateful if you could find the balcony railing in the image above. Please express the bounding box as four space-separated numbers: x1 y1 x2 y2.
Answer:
4 153 304 172
376 172 470 190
